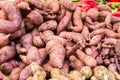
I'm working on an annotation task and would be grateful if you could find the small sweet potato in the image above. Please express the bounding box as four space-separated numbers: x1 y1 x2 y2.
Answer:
0 9 7 19
108 63 117 73
76 49 97 68
39 20 57 31
10 68 21 80
57 10 72 34
0 46 15 64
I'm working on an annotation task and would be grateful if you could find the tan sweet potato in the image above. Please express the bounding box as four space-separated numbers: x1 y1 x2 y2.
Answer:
0 1 22 33
76 49 97 68
10 68 21 80
70 7 83 32
27 9 43 25
0 46 15 64
57 10 72 34
39 20 57 31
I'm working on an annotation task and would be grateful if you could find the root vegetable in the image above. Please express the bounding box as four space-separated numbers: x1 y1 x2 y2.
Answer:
108 63 117 73
84 47 93 56
96 55 103 65
57 10 72 34
59 31 86 48
27 9 43 25
0 10 7 19
33 36 44 48
0 46 15 64
70 7 83 32
0 71 10 80
101 48 110 58
69 55 84 71
103 59 110 66
115 40 120 56
59 0 75 11
17 2 30 10
0 1 22 33
39 20 57 31
76 49 97 68
81 26 90 41
10 68 21 80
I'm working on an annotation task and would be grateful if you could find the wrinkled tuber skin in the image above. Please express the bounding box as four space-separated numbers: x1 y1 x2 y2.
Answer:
57 10 72 34
108 63 117 73
59 0 76 11
0 1 22 33
27 9 43 25
0 59 18 74
46 40 65 68
76 49 97 68
90 28 120 38
19 65 32 80
81 26 90 41
0 46 15 64
20 46 39 65
10 68 21 80
61 61 69 73
0 71 10 80
0 33 10 48
69 55 84 71
70 7 83 32
39 20 57 31
85 16 94 25
0 10 7 19
23 18 34 30
20 33 33 50
59 31 86 48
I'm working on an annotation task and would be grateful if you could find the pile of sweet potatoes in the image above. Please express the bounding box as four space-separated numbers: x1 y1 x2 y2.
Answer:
0 0 120 80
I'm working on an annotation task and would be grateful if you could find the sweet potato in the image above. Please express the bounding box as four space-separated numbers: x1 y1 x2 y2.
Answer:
57 10 72 34
101 48 110 58
46 40 65 68
105 13 112 29
85 16 94 25
59 31 86 48
103 59 110 66
19 65 32 80
17 1 30 10
69 55 84 71
46 0 59 13
16 43 27 54
27 9 43 25
113 22 120 31
10 68 21 80
0 1 22 33
108 63 117 73
0 59 18 74
96 55 103 65
86 8 99 21
20 33 33 50
20 46 39 65
76 49 97 68
89 34 103 46
0 33 10 48
70 7 83 32
33 35 44 48
59 0 76 11
23 18 34 30
0 9 7 19
97 4 112 13
0 71 10 80
84 47 93 56
115 40 120 56
39 20 57 31
81 26 90 41
90 28 120 38
61 61 69 73
57 6 66 21
0 46 15 64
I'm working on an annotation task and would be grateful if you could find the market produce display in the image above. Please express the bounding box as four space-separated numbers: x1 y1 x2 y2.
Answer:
0 0 119 80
